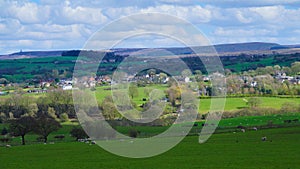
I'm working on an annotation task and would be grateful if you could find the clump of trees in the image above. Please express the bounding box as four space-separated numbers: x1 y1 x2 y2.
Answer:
231 62 300 96
2 114 61 145
0 89 75 122
7 115 61 145
0 90 72 145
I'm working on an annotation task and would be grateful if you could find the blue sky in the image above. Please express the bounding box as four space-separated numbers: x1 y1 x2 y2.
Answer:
1 0 300 54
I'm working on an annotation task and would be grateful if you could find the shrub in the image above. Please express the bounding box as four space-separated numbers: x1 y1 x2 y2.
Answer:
0 137 11 143
267 120 273 127
1 127 8 135
128 128 138 138
280 102 300 113
0 114 3 123
222 111 236 118
36 136 45 142
54 135 65 140
60 113 69 122
247 97 262 108
70 127 88 140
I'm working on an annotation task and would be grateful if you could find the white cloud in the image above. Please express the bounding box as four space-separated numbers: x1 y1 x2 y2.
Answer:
249 6 284 21
0 0 300 53
2 1 51 24
214 27 277 37
235 11 253 23
0 19 22 35
53 3 108 25
195 0 300 8
141 5 212 23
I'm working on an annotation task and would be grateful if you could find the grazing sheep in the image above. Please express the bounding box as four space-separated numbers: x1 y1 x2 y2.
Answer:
241 129 245 133
261 136 267 141
6 144 11 148
253 127 258 131
91 141 96 145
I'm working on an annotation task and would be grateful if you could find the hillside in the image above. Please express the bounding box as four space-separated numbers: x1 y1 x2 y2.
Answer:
0 42 293 59
0 42 300 82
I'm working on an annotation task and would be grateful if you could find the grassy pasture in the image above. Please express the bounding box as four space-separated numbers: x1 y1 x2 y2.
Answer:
199 96 300 113
1 126 300 169
1 114 299 145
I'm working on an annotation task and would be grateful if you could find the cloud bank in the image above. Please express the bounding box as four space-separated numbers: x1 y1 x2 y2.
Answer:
0 0 300 53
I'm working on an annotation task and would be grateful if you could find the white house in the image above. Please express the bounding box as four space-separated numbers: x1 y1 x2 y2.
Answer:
62 85 72 90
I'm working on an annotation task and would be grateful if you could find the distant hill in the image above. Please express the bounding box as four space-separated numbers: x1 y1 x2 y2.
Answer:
214 42 280 52
0 50 64 59
0 42 300 82
0 42 297 59
114 42 283 56
160 42 282 55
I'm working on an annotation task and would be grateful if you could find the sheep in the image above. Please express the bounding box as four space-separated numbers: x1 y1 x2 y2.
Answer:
261 136 267 141
5 144 11 148
253 127 258 131
241 129 245 133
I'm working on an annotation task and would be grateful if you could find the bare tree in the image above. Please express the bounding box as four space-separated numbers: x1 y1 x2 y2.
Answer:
9 116 36 145
33 115 61 143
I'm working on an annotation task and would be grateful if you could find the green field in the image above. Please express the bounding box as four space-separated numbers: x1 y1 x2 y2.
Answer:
1 114 300 144
1 85 300 168
199 97 300 113
93 85 300 113
224 56 274 72
0 56 76 82
1 126 300 169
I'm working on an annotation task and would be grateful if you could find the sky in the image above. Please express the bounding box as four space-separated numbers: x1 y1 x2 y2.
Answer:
1 0 300 54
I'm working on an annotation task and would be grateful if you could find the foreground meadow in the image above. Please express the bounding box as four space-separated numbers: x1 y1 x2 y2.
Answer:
1 126 299 169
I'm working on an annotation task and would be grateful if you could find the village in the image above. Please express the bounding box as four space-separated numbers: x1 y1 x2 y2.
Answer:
0 65 299 97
